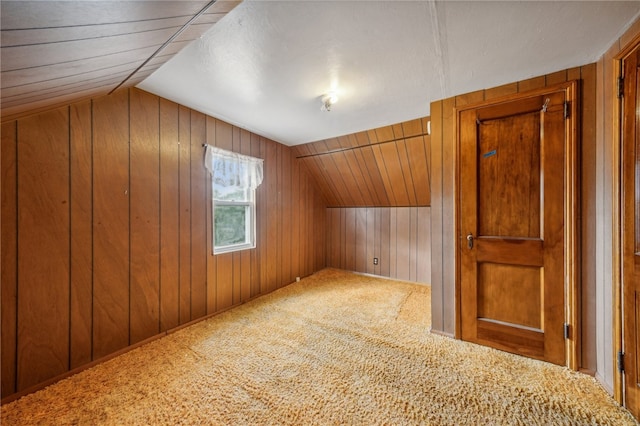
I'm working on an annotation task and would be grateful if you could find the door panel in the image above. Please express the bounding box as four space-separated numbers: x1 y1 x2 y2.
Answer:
459 87 573 366
622 42 640 419
477 111 541 238
477 263 541 328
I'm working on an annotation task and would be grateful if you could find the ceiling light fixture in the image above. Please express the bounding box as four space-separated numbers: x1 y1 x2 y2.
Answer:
320 92 339 112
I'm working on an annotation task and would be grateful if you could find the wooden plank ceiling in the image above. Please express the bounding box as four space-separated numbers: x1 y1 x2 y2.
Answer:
292 117 431 207
1 0 240 122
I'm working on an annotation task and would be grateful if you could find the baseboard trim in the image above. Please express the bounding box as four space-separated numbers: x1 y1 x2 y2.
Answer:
1 275 320 406
594 372 614 396
430 329 455 339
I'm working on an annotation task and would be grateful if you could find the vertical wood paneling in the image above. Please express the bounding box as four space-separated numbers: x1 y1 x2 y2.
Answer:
429 62 605 379
380 208 391 277
395 208 411 281
441 96 456 335
345 208 356 271
216 253 233 310
69 101 93 369
339 208 347 270
250 132 262 298
326 207 430 284
1 87 327 400
264 139 278 292
213 119 233 308
291 150 301 282
389 208 398 278
92 89 129 359
316 189 326 271
130 89 160 344
281 145 293 286
159 99 180 330
275 142 283 289
355 209 367 272
1 120 18 397
409 207 419 282
301 171 310 276
430 100 444 333
239 129 253 302
178 106 191 324
373 208 381 276
190 111 207 318
205 116 218 313
17 107 70 389
417 207 431 283
257 135 269 295
365 208 375 275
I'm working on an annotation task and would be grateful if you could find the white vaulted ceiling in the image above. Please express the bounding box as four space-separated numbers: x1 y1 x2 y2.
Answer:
138 0 640 146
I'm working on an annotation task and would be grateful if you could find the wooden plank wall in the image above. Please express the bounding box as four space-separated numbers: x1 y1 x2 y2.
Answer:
293 119 432 285
292 118 430 207
430 64 598 375
0 88 327 399
326 207 431 284
595 17 640 396
0 1 241 121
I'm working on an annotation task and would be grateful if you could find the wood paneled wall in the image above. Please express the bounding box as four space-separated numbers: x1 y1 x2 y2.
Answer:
0 88 327 399
292 118 430 207
326 207 430 284
430 64 598 375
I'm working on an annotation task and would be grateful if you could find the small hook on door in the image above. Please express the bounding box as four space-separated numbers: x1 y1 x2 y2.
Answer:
541 98 550 113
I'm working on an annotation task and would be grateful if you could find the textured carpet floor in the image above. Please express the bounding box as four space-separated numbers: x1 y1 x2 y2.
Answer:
1 268 637 425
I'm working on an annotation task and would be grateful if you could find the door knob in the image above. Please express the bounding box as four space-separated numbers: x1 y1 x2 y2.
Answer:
467 233 474 249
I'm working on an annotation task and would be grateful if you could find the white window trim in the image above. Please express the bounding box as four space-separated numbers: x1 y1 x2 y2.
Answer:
204 144 263 255
212 199 256 255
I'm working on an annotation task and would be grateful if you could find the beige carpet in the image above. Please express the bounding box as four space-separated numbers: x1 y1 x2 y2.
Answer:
1 268 637 425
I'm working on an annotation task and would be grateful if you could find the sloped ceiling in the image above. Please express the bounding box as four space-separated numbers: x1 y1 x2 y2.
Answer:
293 118 431 207
0 0 240 121
138 0 640 146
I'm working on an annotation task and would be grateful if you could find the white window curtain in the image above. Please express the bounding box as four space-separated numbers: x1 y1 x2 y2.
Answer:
204 145 264 192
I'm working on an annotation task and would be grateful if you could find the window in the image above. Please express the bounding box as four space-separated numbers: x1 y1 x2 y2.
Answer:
204 146 263 254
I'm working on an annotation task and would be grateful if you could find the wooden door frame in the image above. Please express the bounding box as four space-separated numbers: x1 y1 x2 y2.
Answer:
454 82 580 370
614 33 640 407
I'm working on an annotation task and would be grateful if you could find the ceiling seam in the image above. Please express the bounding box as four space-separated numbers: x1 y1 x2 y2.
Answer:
427 0 449 100
109 0 218 95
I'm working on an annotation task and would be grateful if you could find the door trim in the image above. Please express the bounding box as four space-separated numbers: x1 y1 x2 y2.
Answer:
454 81 580 369
614 33 640 409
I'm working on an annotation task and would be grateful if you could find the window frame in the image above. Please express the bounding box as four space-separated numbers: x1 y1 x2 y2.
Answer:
212 185 257 255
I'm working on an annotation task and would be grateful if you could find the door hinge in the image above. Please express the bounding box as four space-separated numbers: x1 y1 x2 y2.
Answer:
618 76 624 99
617 351 625 373
563 101 570 119
563 323 570 339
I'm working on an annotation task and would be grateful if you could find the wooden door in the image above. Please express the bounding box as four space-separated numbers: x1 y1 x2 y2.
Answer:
622 42 640 419
458 84 576 366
